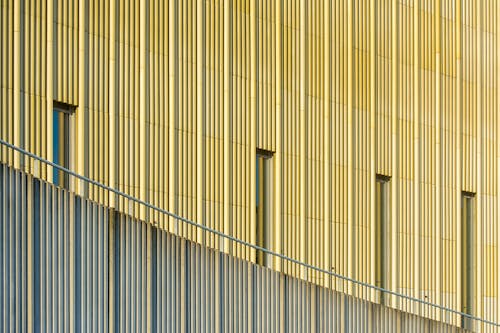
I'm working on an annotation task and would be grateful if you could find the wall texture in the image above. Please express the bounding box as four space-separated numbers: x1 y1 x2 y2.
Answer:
0 0 499 329
0 162 473 332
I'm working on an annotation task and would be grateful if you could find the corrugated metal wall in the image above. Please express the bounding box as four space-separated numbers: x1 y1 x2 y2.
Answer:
0 162 475 332
1 0 500 329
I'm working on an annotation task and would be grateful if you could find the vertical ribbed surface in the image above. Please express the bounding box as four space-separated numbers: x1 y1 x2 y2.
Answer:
1 0 499 329
0 162 28 332
53 0 79 105
0 163 475 332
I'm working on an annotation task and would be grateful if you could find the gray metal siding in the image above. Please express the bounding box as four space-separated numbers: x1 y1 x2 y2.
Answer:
0 163 471 332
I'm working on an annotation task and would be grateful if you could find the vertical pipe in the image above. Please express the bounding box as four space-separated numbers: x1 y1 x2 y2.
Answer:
26 175 33 331
279 273 285 333
87 0 93 201
47 0 54 181
13 0 20 169
497 0 500 327
247 262 253 332
299 0 307 280
27 0 35 176
139 0 148 221
69 192 76 332
310 286 316 332
168 0 178 234
250 0 257 262
413 0 421 316
214 252 220 332
99 0 105 205
435 0 442 320
223 0 232 254
109 0 117 208
346 0 354 294
369 0 376 301
196 0 205 245
76 0 87 197
146 223 152 331
109 210 115 333
475 1 483 329
390 0 399 309
323 0 331 289
117 0 123 212
275 0 283 272
456 0 462 326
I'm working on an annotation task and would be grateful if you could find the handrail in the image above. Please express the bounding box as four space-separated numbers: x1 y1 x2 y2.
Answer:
0 137 498 328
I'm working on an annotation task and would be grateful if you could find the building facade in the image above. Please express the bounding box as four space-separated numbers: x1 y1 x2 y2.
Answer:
0 0 499 331
0 162 470 332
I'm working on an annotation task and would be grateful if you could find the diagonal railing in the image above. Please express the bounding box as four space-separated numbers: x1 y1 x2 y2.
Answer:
0 137 498 329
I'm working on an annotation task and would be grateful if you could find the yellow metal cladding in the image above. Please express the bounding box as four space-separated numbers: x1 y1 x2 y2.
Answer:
1 0 499 329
